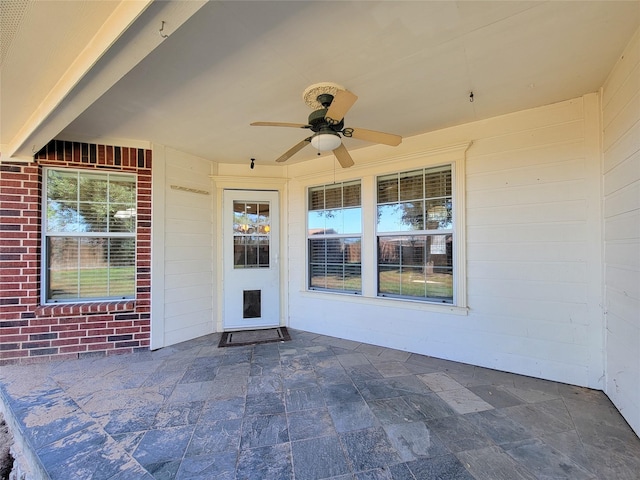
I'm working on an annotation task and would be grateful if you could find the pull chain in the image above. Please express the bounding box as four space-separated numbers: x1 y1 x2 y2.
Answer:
333 156 337 185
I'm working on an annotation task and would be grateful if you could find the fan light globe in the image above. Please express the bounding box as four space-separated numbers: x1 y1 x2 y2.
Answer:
311 133 341 151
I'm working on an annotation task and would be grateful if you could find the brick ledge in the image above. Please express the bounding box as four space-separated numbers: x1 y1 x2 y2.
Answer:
35 300 136 317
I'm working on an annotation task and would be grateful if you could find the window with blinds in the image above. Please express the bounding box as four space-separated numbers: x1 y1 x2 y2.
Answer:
377 165 454 303
43 168 136 302
308 181 362 293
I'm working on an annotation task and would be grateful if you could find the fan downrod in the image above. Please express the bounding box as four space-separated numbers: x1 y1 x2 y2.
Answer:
316 93 334 108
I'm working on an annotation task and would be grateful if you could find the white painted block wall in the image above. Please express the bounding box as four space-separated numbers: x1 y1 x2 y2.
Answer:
602 27 640 436
286 94 604 390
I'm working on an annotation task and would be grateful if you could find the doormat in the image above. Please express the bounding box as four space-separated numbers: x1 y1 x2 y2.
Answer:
218 327 291 347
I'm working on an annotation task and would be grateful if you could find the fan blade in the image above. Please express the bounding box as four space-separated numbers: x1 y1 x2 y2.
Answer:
325 90 358 125
275 137 312 163
251 122 309 128
333 143 354 168
348 127 402 146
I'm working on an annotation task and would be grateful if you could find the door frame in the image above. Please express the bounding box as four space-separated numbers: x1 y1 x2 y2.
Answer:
211 176 288 333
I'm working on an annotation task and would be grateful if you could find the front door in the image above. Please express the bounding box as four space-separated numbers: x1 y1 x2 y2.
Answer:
223 190 280 330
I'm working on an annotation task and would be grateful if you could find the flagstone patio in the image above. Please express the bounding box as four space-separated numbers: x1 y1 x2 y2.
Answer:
1 329 638 479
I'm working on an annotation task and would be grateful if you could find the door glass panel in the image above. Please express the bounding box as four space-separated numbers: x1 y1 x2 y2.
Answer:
233 201 270 268
233 236 245 267
258 237 270 266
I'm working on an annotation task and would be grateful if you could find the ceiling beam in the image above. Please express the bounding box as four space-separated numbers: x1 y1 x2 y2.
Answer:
3 0 207 161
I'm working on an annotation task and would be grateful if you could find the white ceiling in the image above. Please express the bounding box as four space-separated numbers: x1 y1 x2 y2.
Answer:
2 1 639 166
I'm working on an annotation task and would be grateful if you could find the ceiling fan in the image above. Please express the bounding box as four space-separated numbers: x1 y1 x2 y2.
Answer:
251 82 402 168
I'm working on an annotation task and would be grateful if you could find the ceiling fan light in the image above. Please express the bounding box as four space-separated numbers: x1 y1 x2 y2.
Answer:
311 133 341 151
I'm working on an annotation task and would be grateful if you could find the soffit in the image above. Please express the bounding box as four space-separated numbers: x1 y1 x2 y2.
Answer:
2 1 639 166
1 0 121 143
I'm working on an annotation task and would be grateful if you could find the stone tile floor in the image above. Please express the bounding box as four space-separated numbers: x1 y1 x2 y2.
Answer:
0 329 639 479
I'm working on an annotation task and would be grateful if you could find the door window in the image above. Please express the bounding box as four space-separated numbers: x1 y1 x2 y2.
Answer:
233 201 270 268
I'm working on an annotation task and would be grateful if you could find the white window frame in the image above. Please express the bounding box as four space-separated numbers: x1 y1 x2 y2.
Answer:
376 164 455 304
302 143 468 313
41 167 137 304
306 180 363 294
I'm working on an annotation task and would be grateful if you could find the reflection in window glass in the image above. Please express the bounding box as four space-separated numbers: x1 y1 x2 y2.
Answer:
308 211 326 233
47 170 136 234
425 166 452 197
377 165 453 303
324 209 343 235
258 238 270 267
309 187 324 210
44 169 136 302
377 202 424 233
308 207 362 235
399 170 423 201
309 238 362 292
377 235 453 302
343 182 360 207
233 202 270 268
342 208 362 234
377 174 398 203
426 198 453 230
308 181 362 293
324 185 342 209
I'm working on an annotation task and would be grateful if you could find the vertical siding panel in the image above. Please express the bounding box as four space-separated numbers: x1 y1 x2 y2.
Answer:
160 148 215 347
602 27 640 436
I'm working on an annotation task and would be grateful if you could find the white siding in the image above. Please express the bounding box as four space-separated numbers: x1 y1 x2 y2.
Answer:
286 94 604 389
151 146 216 348
602 27 640 436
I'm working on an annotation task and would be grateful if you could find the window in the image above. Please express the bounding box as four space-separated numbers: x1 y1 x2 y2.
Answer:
232 201 271 268
377 165 453 303
308 181 362 293
43 168 136 302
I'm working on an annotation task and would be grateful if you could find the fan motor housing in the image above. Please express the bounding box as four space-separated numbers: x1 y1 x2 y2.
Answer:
308 108 343 132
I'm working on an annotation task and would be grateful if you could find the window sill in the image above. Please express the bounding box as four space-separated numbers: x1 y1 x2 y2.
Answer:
299 290 468 316
35 300 135 317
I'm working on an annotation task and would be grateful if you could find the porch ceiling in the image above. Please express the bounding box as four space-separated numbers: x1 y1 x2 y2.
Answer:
1 1 638 165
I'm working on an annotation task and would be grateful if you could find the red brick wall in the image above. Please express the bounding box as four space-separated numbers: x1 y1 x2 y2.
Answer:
0 140 152 364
